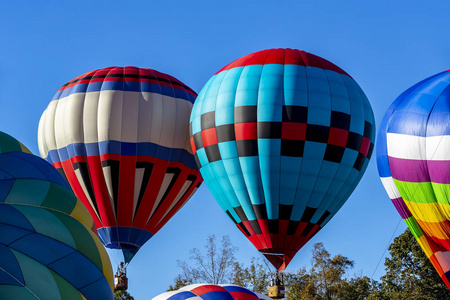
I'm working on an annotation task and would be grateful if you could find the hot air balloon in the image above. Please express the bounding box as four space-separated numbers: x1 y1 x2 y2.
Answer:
190 48 375 271
0 132 114 299
152 284 261 300
377 70 450 288
38 67 203 269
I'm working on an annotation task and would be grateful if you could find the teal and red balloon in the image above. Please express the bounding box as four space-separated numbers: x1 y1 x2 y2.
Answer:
190 48 375 270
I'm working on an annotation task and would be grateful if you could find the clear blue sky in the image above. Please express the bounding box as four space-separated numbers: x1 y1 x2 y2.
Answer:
1 1 449 299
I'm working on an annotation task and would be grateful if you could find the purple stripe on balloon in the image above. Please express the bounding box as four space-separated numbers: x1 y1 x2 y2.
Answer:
427 160 450 184
388 157 430 182
389 157 450 184
391 197 412 219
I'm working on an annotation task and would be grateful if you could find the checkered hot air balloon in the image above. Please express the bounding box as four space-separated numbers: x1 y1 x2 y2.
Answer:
38 67 203 264
189 48 375 270
377 70 450 289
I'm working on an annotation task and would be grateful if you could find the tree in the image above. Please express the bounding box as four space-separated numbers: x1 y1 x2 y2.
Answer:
284 242 356 300
339 275 380 300
372 229 450 300
232 258 270 293
114 290 134 300
171 235 238 286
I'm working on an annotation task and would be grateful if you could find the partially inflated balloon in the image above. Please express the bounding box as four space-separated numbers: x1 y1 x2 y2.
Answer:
0 132 114 299
152 284 261 300
38 67 202 263
377 70 450 288
190 48 375 270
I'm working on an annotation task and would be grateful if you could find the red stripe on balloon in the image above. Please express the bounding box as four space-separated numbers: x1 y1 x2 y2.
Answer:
216 49 350 77
282 122 306 140
201 127 218 147
328 127 349 147
235 122 257 140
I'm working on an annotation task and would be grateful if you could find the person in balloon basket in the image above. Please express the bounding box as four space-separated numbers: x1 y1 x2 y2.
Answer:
117 262 127 277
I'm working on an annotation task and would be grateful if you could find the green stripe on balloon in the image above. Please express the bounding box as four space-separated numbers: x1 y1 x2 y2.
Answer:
49 269 84 300
41 183 78 215
392 179 438 204
11 205 77 249
48 210 104 271
404 217 424 240
9 249 62 300
0 132 29 154
5 179 50 207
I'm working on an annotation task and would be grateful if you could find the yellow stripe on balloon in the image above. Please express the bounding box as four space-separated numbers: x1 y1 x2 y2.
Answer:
416 235 434 258
404 200 450 223
71 198 95 229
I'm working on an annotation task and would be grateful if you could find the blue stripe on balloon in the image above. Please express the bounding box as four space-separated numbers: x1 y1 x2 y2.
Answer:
235 66 263 107
0 244 24 286
222 157 257 221
257 64 284 122
427 85 450 136
97 226 152 249
385 72 450 136
46 141 198 170
49 251 112 298
284 65 308 107
238 156 264 207
218 141 238 160
326 70 351 114
376 72 449 177
279 156 302 206
167 291 198 300
344 76 366 135
215 70 240 126
0 222 35 245
198 291 234 300
258 139 281 219
0 180 14 203
309 161 339 208
53 81 194 103
199 163 241 223
200 72 225 116
0 153 70 190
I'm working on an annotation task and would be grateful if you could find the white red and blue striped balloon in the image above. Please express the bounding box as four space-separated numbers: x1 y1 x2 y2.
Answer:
38 66 202 263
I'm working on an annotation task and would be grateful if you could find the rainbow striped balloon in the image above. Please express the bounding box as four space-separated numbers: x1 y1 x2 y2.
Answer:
377 70 450 288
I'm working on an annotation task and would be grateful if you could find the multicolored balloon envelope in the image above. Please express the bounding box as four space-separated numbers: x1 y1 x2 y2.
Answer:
152 284 261 300
38 67 202 263
0 132 114 299
190 48 375 270
377 70 450 288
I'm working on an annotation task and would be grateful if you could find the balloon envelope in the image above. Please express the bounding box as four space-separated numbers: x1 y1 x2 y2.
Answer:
152 284 260 300
38 67 202 263
190 48 375 270
0 132 114 299
377 70 450 288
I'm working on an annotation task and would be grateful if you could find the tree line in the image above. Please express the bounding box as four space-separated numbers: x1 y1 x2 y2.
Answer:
166 230 450 300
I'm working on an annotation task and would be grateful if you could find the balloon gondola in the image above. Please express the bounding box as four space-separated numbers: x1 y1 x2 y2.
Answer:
37 67 203 289
189 48 375 274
